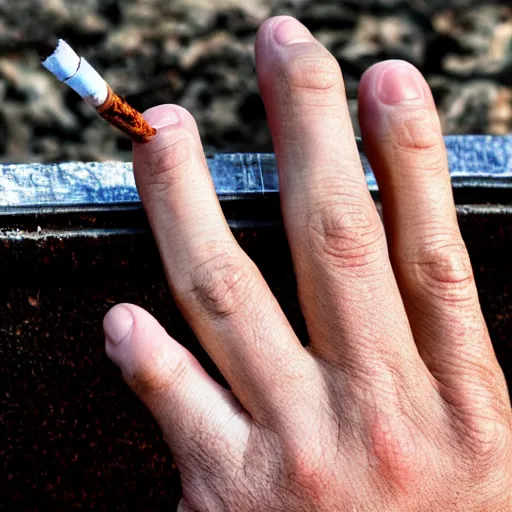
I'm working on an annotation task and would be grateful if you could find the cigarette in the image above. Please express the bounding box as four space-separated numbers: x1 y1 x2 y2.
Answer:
41 40 157 144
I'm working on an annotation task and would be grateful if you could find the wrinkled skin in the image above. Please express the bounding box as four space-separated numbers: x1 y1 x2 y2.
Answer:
103 16 512 511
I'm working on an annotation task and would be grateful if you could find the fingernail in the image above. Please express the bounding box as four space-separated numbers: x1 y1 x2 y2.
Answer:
273 17 312 46
104 306 134 346
143 106 181 130
377 64 424 105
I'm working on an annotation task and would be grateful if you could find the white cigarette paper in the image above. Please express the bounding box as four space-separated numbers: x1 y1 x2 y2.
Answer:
42 40 109 108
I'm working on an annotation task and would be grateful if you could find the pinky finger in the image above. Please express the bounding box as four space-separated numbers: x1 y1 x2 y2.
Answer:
104 304 251 468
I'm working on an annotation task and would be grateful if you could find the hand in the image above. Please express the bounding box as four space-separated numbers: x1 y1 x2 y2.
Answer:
103 16 512 511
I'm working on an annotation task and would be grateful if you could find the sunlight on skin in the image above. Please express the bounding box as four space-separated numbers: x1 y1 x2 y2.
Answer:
104 16 512 511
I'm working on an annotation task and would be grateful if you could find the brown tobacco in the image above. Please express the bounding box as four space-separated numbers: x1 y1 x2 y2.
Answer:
97 86 157 144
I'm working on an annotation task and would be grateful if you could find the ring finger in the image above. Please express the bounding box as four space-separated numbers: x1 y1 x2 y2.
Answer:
358 61 510 414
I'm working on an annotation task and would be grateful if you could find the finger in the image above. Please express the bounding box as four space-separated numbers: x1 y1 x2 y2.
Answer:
177 501 193 512
132 105 322 428
358 61 510 413
104 304 250 468
255 17 423 379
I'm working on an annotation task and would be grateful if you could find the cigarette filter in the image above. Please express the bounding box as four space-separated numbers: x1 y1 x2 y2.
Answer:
41 40 156 143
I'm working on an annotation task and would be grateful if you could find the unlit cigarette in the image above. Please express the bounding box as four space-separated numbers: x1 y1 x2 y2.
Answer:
41 40 156 143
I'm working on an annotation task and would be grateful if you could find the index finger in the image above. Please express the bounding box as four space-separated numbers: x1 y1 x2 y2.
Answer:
133 105 322 429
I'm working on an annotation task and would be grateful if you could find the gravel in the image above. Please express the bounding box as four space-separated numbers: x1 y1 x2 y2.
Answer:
0 0 510 163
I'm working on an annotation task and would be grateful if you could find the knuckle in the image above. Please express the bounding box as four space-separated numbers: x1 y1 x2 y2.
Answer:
390 109 441 151
449 364 512 445
131 349 188 396
185 249 256 318
143 132 195 192
308 198 386 271
282 53 344 104
461 415 512 475
389 111 447 176
285 449 338 507
409 236 476 305
368 410 426 491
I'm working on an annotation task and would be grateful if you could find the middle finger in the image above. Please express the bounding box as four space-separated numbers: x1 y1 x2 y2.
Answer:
256 17 421 377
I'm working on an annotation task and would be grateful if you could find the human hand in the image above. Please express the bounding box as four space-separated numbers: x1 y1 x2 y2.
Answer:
103 16 512 511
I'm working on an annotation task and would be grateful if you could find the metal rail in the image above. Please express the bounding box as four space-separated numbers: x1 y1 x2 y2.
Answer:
0 136 510 212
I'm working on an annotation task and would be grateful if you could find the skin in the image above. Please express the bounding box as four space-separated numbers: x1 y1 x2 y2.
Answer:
103 16 512 511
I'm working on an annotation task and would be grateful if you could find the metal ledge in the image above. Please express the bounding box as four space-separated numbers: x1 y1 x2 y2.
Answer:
0 136 510 215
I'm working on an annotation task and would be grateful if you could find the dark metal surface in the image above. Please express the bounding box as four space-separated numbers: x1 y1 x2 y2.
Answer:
1 209 512 511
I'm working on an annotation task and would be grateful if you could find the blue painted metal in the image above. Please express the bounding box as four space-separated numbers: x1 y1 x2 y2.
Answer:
0 136 510 210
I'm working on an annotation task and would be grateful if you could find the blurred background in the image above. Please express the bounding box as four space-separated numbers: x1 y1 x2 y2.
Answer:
0 0 510 164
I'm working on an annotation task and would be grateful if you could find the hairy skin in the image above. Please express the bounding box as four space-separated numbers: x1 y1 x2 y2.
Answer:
103 16 512 512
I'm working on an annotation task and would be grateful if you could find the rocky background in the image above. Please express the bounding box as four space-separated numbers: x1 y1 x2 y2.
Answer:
0 0 510 164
